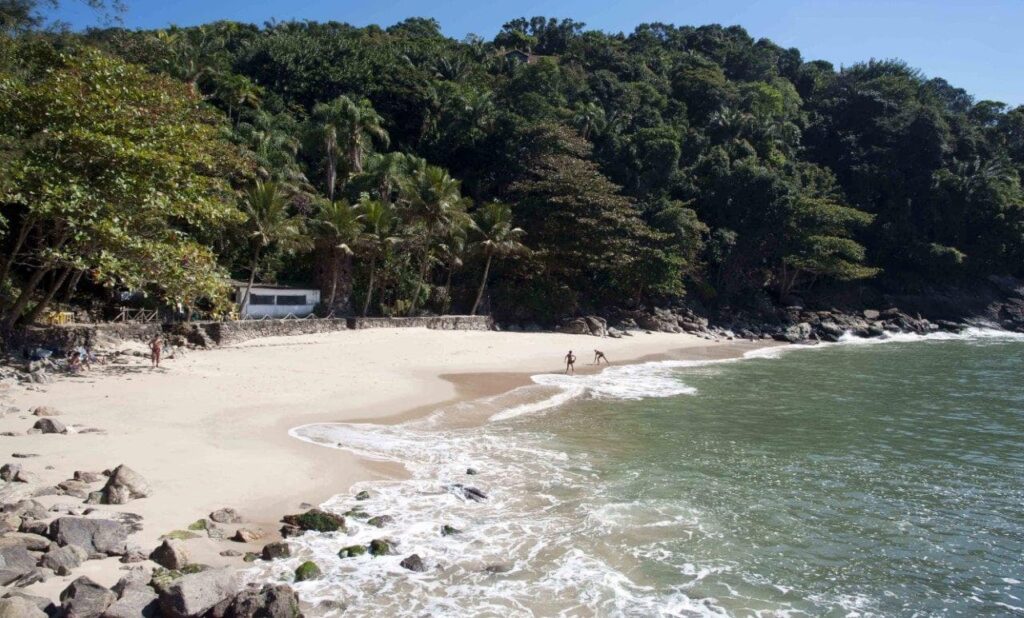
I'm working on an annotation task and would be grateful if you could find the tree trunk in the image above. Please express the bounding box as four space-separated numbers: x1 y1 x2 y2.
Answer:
24 267 72 325
241 246 262 317
3 265 51 330
442 263 455 315
327 247 339 309
362 255 377 317
0 219 35 299
325 131 337 200
471 254 493 316
61 269 85 304
409 231 433 315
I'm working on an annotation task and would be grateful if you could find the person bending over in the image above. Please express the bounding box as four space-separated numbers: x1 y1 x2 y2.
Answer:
593 350 609 365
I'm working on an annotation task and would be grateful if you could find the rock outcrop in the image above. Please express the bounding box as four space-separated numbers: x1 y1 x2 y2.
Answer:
97 466 151 505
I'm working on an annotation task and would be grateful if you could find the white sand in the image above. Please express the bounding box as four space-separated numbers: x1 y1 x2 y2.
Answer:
0 328 735 599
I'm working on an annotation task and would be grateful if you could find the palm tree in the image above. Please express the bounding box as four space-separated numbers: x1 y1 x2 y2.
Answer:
437 222 468 314
311 198 365 310
308 96 389 199
233 111 307 189
470 202 527 316
359 196 399 316
399 165 466 314
215 73 263 125
238 180 305 316
354 152 417 205
572 101 607 140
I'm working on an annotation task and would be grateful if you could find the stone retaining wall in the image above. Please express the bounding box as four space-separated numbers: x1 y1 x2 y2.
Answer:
346 316 494 331
6 315 493 351
186 318 349 346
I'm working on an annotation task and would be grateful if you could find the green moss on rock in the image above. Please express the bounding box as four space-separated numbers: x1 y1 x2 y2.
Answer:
187 519 208 531
368 539 391 556
338 545 367 558
160 530 201 540
281 509 346 533
294 561 322 582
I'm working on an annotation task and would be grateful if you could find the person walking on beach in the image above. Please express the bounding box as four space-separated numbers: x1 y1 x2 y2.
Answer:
564 350 576 375
149 335 163 368
593 350 608 365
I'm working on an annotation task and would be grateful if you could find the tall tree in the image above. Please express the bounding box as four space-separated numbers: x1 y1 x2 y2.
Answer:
470 202 527 315
238 180 305 315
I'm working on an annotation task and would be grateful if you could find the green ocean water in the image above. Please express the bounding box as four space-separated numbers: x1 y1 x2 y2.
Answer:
518 336 1024 615
281 334 1024 617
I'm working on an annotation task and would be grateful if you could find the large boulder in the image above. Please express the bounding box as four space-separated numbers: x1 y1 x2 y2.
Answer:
0 464 22 482
559 318 590 335
0 545 39 587
156 568 239 618
260 542 290 561
399 554 426 572
41 544 88 575
60 576 116 618
0 533 51 552
583 316 607 337
205 584 301 618
776 322 813 343
102 586 159 618
0 596 47 618
49 518 128 557
30 419 66 435
149 539 190 570
98 466 151 505
293 561 321 582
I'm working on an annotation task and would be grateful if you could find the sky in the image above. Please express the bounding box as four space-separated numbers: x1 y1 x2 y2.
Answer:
45 0 1024 106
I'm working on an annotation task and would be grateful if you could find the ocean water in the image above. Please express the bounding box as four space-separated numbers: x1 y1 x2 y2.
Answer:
253 330 1024 617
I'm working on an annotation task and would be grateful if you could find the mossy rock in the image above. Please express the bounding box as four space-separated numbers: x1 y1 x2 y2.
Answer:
354 490 370 501
368 539 391 556
441 525 462 537
150 564 211 590
242 552 260 563
338 545 367 559
160 530 201 541
343 508 369 520
281 509 346 533
187 519 208 531
294 561 322 582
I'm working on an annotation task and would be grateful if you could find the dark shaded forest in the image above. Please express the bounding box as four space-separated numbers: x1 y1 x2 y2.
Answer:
2 5 1023 326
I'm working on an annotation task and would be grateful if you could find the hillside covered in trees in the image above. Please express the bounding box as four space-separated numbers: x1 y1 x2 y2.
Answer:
2 5 1023 326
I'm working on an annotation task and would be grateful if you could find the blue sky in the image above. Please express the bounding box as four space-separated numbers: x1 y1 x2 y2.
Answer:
47 0 1024 106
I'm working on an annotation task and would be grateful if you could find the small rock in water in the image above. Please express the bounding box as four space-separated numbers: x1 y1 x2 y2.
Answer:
440 525 461 537
338 545 366 558
399 554 426 572
483 563 513 574
242 552 260 563
219 549 243 557
293 561 321 582
261 542 290 561
354 491 370 501
462 486 487 502
366 515 394 528
368 539 391 556
466 468 479 475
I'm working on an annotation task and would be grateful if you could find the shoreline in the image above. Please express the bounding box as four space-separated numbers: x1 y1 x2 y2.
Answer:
0 328 763 603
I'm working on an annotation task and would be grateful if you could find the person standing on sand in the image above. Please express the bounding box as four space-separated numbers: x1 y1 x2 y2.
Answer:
565 350 576 375
593 350 609 365
149 335 163 368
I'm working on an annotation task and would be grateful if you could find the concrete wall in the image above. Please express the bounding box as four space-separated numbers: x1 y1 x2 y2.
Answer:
188 318 348 346
347 316 494 331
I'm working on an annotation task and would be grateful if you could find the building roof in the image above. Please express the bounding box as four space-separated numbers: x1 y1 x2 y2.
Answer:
229 280 319 292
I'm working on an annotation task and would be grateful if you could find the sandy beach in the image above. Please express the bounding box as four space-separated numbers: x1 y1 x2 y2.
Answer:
0 327 752 601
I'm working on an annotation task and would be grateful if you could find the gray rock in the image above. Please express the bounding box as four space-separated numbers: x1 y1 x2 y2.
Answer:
31 407 61 417
260 542 290 561
205 584 301 618
1 592 52 616
41 544 89 575
60 576 116 618
99 466 151 505
560 318 590 335
231 529 263 543
0 546 38 571
399 554 426 572
110 569 150 595
49 518 128 557
776 322 812 343
0 596 47 618
0 568 46 588
102 586 158 618
208 508 242 524
354 491 370 501
862 309 881 320
73 471 104 484
218 550 242 558
30 419 65 435
0 464 22 482
149 539 189 570
366 515 394 528
0 533 51 552
58 480 92 498
155 568 239 618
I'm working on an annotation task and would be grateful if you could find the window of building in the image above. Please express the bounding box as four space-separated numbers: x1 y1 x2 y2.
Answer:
249 294 276 305
276 295 308 305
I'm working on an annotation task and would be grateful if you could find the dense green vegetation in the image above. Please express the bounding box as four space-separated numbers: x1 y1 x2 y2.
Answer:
1 4 1023 325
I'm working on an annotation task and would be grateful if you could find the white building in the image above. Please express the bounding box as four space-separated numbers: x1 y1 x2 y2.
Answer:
232 282 321 318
